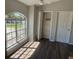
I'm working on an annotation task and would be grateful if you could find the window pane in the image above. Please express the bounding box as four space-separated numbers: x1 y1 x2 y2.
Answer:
6 19 27 49
6 12 27 49
21 34 25 40
17 36 21 41
11 32 16 38
22 21 25 29
12 38 16 44
6 33 12 40
11 20 16 32
7 38 16 48
7 40 13 48
17 30 21 36
6 20 12 33
17 21 22 30
20 30 25 34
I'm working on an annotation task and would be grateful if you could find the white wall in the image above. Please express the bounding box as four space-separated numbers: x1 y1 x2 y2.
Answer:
37 11 43 40
28 6 40 41
5 0 29 17
34 6 39 40
42 0 73 11
28 6 35 41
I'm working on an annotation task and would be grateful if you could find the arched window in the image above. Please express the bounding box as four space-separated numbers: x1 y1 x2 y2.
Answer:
6 11 26 19
5 11 27 51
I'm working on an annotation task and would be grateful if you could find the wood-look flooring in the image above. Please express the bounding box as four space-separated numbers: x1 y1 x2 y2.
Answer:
9 39 73 59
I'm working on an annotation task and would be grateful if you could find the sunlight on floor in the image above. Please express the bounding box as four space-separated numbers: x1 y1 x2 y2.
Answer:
10 41 40 59
69 56 73 59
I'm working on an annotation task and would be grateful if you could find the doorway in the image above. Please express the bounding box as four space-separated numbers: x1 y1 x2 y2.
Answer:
38 11 73 44
42 12 51 39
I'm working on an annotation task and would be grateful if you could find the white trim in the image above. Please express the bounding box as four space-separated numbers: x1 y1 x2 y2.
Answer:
49 12 52 41
37 11 43 40
43 11 73 12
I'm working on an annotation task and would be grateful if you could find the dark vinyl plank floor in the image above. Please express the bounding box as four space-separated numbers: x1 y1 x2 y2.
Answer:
9 39 73 59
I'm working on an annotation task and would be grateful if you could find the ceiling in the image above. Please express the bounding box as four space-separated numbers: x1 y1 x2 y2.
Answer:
18 0 60 6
